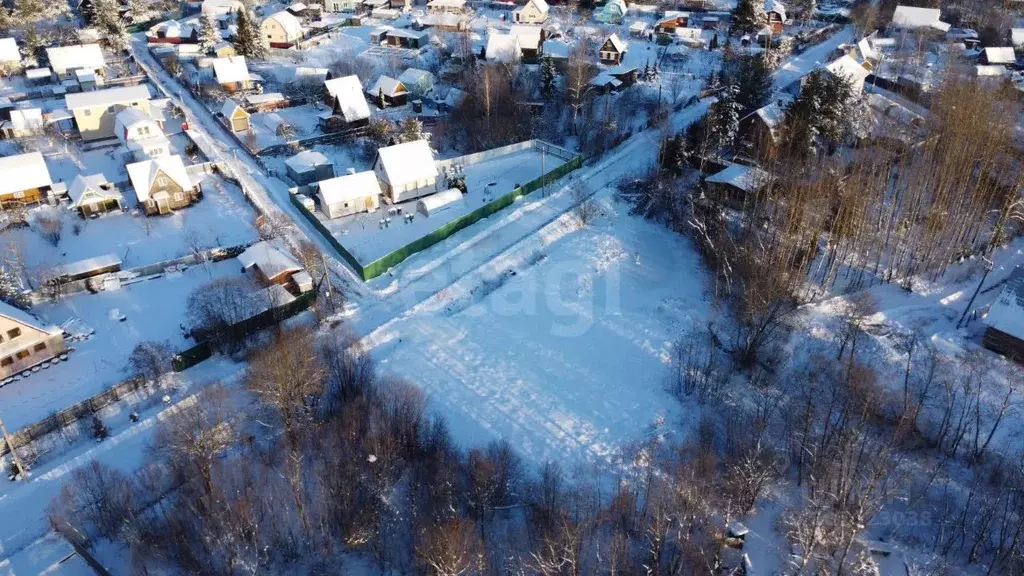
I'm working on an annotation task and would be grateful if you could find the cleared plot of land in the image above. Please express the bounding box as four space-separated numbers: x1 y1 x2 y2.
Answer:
366 197 712 466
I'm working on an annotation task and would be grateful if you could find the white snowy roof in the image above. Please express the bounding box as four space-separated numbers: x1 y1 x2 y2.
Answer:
262 113 286 132
984 47 1016 65
1012 29 1024 48
515 0 548 14
543 38 570 59
317 170 382 204
629 21 648 32
293 66 329 82
367 75 408 98
443 87 466 107
604 0 626 15
202 0 243 15
0 38 18 63
824 54 870 84
285 149 331 173
605 33 627 53
264 11 303 38
244 92 285 106
126 155 191 202
64 84 150 111
398 67 434 87
45 43 105 72
509 25 543 50
212 56 252 84
753 97 791 140
975 65 1009 78
324 75 371 122
0 151 51 196
486 33 521 61
706 163 771 193
375 139 437 187
221 99 247 118
986 268 1024 340
68 173 122 206
10 108 42 132
590 72 622 88
417 188 463 213
427 0 466 8
237 241 302 280
764 0 785 20
891 6 949 32
115 106 159 131
25 67 50 80
857 37 877 62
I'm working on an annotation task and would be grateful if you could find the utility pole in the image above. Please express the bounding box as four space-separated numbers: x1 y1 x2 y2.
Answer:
541 146 546 197
0 416 27 481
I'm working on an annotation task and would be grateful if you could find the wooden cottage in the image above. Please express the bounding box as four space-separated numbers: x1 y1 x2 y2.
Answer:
126 155 202 216
0 152 52 208
0 301 68 379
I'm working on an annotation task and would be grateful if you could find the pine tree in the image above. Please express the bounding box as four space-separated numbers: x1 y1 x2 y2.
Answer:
377 86 385 108
729 54 772 112
106 18 130 53
732 0 766 35
198 14 221 54
233 9 265 59
89 0 120 31
540 56 556 99
641 60 650 82
129 0 149 24
705 82 740 156
797 0 816 22
709 34 719 50
398 117 428 144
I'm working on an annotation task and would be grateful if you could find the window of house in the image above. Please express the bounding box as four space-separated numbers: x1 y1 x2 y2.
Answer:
83 109 92 116
156 177 168 187
173 192 184 202
16 349 30 359
7 328 21 340
33 342 46 352
0 357 11 367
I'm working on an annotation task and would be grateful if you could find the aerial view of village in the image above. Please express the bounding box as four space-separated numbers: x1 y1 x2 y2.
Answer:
1 0 1024 573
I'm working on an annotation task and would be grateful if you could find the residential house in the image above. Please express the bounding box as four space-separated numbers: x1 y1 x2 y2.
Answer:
323 75 372 129
0 301 68 379
324 0 361 12
418 12 469 31
383 28 429 48
704 163 772 208
213 42 237 58
285 150 335 185
740 95 791 156
372 139 438 202
115 107 169 161
981 47 1016 66
367 75 409 107
65 84 152 141
316 170 382 218
823 54 870 96
0 38 21 72
701 16 720 30
513 0 548 24
45 43 105 82
0 151 52 208
486 33 522 62
764 0 786 34
427 0 466 13
629 21 650 39
889 5 950 33
398 68 435 97
596 0 627 24
147 20 200 44
237 241 307 292
598 33 627 65
221 99 251 132
212 56 262 92
654 12 690 37
261 11 304 48
67 173 124 216
984 267 1024 362
509 25 544 60
4 108 43 138
202 0 244 20
126 155 202 216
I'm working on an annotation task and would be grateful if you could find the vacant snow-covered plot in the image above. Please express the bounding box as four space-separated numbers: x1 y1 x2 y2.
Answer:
365 195 712 465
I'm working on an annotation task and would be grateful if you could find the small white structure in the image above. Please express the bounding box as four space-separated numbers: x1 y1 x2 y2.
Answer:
416 188 463 217
1012 29 1024 48
0 38 20 69
324 75 372 122
372 139 438 203
316 170 382 218
285 149 334 185
890 5 950 32
115 107 169 160
202 0 243 18
823 54 871 95
397 68 434 97
486 34 522 62
261 11 304 47
982 47 1016 66
513 0 548 24
8 108 43 137
45 43 105 81
68 174 124 216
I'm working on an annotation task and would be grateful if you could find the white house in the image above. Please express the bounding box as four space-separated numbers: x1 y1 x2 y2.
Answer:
316 170 382 218
486 34 522 62
324 0 361 12
890 5 950 32
261 11 304 47
0 38 20 70
823 54 870 95
115 107 169 161
427 0 466 13
509 25 544 58
67 173 124 216
513 0 548 24
372 139 438 203
324 75 371 123
416 188 463 217
397 68 434 97
45 43 105 81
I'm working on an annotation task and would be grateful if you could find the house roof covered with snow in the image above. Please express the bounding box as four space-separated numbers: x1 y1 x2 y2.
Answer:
857 37 877 62
605 33 627 53
368 75 408 98
126 155 192 202
237 241 302 281
221 99 247 119
764 0 786 20
974 65 1009 78
64 84 150 111
68 173 122 206
984 47 1016 65
374 139 437 187
317 170 382 204
398 67 433 87
486 33 521 61
202 0 243 15
986 267 1024 340
824 54 870 84
115 106 159 131
417 188 463 214
325 75 371 122
292 66 329 82
751 96 792 141
0 38 19 63
515 0 548 14
427 0 467 8
285 150 331 174
0 151 51 196
0 300 57 335
1012 29 1024 48
10 108 42 132
212 56 253 84
264 11 303 37
603 0 626 16
45 43 105 72
706 163 772 194
509 25 543 50
891 6 949 32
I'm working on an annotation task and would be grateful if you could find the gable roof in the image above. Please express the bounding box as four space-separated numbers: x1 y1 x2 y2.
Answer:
891 6 949 32
126 155 192 202
318 170 382 204
0 38 19 63
115 106 159 131
202 0 243 15
263 10 303 38
764 0 786 20
983 47 1016 65
10 108 42 132
603 0 626 15
285 149 331 173
604 33 627 53
324 75 371 122
212 56 253 84
374 139 437 186
368 75 408 98
751 96 792 141
221 99 248 119
516 0 549 14
509 24 543 50
65 84 151 110
857 37 877 62
398 67 434 87
237 241 302 281
486 33 521 61
986 267 1024 340
68 173 122 206
824 54 870 84
0 151 51 196
1012 29 1024 48
45 43 105 72
0 300 55 335
706 163 772 194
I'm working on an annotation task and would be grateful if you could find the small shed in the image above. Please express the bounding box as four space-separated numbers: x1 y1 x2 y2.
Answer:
237 241 303 286
221 99 250 132
50 253 122 283
367 75 409 107
981 47 1016 66
704 163 772 207
285 150 335 185
416 188 463 216
316 170 382 218
397 68 435 97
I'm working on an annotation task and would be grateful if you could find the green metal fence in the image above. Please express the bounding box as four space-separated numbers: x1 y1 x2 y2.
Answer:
294 154 583 281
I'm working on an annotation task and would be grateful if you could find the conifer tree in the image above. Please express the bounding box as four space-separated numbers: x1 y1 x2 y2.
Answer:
198 13 221 54
733 0 766 35
540 56 556 99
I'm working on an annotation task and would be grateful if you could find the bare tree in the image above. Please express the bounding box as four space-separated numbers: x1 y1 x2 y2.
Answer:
127 340 174 384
